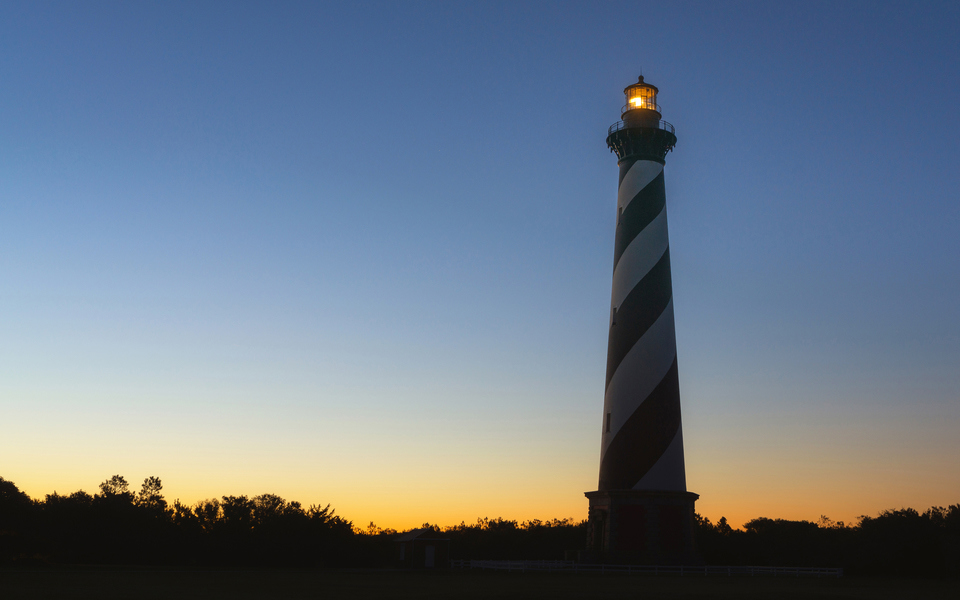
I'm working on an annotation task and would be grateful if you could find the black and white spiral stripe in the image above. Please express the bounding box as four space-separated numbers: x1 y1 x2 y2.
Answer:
598 157 686 492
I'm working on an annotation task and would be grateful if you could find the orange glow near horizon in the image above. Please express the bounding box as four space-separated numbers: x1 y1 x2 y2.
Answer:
12 471 958 533
3 374 957 535
8 421 959 533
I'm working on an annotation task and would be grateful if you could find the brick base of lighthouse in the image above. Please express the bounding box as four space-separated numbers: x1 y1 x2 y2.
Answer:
583 490 699 564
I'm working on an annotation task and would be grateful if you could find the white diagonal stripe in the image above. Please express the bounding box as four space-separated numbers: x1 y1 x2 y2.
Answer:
633 424 686 491
610 206 669 311
600 299 677 461
618 160 663 213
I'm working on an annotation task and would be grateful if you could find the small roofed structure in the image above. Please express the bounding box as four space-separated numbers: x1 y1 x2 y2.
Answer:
395 528 450 569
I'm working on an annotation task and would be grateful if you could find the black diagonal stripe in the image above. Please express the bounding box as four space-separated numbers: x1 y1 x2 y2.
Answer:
613 170 666 269
618 157 638 187
598 358 681 491
605 247 673 389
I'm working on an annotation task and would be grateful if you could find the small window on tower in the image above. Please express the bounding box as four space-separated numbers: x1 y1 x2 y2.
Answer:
605 412 611 433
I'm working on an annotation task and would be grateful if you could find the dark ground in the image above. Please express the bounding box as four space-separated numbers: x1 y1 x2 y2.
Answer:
2 568 958 600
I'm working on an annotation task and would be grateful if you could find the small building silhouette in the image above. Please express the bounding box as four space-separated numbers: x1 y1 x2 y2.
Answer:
395 528 450 568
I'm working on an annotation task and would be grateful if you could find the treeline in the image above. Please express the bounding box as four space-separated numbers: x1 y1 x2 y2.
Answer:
0 475 585 567
0 475 357 567
696 508 960 577
2 475 958 576
369 518 588 562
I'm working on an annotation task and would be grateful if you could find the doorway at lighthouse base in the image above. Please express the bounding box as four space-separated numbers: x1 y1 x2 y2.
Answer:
584 490 699 564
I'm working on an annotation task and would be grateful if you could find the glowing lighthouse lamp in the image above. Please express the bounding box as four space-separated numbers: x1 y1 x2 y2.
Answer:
584 76 698 564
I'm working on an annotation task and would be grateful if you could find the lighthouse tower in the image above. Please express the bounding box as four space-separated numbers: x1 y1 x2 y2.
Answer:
585 76 698 563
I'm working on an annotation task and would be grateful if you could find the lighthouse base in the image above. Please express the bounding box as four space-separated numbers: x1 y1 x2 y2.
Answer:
583 489 699 564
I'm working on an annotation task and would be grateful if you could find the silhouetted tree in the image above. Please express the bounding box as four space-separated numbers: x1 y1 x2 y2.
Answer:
98 475 132 501
193 498 221 532
136 476 168 515
220 495 253 531
0 477 36 564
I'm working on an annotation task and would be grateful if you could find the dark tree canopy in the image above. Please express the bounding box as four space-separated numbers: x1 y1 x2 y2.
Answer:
99 475 131 498
0 474 957 576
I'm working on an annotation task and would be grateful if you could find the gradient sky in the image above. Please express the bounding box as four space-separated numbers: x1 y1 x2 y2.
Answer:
2 1 958 530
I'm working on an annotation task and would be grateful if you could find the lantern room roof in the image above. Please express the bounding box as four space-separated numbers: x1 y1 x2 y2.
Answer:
624 75 658 94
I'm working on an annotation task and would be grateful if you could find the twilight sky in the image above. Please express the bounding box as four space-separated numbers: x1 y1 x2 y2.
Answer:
2 1 958 530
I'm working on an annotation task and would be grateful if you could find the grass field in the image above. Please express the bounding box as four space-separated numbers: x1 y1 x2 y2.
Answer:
2 567 958 599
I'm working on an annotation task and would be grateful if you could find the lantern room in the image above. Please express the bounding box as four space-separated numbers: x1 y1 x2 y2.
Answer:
622 76 661 117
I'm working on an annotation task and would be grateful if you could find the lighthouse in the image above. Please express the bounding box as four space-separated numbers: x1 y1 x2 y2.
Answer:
584 76 698 563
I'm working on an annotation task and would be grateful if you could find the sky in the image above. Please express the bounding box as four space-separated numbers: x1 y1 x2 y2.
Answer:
1 1 958 530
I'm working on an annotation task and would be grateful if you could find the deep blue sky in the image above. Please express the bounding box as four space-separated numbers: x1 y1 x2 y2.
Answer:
2 1 958 527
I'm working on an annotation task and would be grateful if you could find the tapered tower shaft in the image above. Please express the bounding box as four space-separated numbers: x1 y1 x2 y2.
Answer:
601 129 685 492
